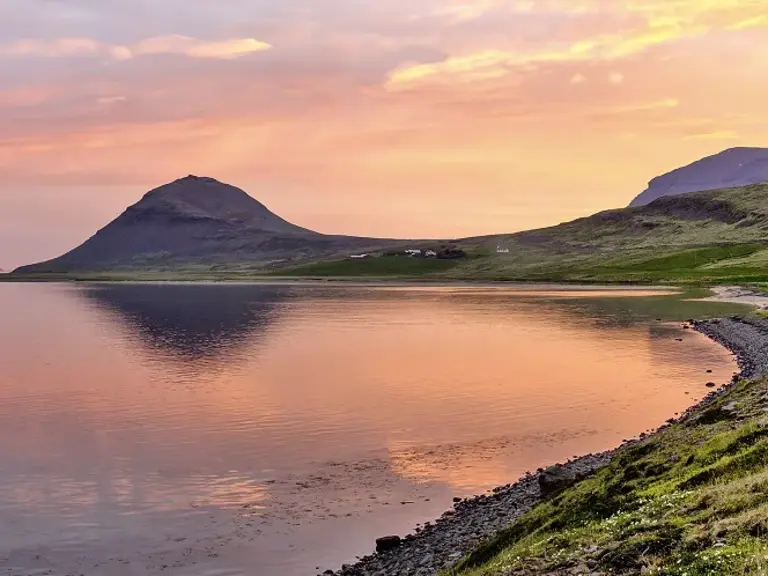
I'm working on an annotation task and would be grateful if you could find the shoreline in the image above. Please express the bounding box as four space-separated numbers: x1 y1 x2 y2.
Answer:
696 285 768 310
327 314 768 576
0 272 684 288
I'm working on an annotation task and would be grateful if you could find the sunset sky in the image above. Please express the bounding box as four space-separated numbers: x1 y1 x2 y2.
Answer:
1 0 768 269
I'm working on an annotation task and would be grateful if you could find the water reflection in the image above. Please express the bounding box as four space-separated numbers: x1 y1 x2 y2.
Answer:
0 283 741 576
79 283 287 362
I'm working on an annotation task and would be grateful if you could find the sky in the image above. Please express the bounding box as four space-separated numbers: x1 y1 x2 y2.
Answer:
1 0 768 269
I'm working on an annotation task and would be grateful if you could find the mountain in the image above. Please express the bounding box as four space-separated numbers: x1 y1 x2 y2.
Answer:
15 176 395 273
629 147 768 207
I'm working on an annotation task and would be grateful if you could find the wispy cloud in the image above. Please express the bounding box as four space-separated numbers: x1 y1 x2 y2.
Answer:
2 38 102 58
684 130 741 141
0 36 272 60
128 36 272 59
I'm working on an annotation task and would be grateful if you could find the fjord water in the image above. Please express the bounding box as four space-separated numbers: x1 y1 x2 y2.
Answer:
0 283 740 576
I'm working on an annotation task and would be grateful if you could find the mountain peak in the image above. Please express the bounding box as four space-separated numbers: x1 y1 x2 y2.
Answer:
630 147 768 207
134 176 282 227
179 174 220 183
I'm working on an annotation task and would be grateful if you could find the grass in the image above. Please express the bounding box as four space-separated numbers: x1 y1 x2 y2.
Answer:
572 244 768 283
269 255 464 277
444 375 768 576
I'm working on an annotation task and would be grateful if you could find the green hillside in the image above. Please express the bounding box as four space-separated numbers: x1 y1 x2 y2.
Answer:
440 182 768 283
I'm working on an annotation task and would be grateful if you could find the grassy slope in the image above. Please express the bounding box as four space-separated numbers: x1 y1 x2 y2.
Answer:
447 375 768 576
270 255 463 277
443 182 768 283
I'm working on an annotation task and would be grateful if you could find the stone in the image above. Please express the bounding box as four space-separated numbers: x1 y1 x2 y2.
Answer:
375 535 402 553
722 401 739 414
538 464 577 497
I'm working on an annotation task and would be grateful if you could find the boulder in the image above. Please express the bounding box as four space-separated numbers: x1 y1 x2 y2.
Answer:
375 535 402 553
538 464 577 497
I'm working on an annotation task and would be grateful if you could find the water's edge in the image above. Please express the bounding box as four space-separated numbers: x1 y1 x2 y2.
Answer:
329 315 766 576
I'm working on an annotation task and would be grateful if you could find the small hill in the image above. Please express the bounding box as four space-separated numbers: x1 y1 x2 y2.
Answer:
630 147 768 207
15 176 396 273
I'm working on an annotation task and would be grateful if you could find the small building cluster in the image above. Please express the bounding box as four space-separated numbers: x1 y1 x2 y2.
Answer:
404 249 438 258
348 244 466 261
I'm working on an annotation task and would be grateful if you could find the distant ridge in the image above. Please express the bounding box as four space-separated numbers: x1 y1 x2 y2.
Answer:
15 176 395 273
629 147 768 207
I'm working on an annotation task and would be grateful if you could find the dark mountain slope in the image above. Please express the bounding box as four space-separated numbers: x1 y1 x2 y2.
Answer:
15 176 394 273
630 147 768 207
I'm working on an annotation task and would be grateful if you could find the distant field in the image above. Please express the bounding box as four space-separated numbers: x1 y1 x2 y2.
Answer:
570 244 768 283
273 256 462 277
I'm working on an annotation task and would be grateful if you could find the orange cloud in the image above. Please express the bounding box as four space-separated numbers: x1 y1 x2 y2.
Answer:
386 0 768 89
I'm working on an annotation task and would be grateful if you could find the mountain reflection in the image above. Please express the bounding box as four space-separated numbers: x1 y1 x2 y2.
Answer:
79 283 288 361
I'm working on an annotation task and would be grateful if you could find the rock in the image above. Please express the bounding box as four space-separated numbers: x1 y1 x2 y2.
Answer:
538 464 577 497
706 369 713 373
722 401 739 414
706 382 717 388
375 536 402 553
419 553 434 566
452 497 462 503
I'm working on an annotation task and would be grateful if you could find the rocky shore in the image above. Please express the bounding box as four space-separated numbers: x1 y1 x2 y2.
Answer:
327 315 768 576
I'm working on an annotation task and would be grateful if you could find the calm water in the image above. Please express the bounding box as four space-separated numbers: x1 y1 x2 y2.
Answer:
0 283 741 576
